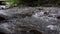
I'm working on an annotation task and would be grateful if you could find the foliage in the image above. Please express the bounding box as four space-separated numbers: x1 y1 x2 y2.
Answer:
5 0 20 6
5 0 60 7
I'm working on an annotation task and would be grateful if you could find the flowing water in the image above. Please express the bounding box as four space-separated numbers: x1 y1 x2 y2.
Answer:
0 7 60 34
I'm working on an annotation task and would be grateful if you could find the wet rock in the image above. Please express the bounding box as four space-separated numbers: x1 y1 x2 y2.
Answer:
0 16 5 21
44 12 49 15
56 16 60 19
0 5 10 10
38 8 43 10
30 30 43 34
0 32 6 34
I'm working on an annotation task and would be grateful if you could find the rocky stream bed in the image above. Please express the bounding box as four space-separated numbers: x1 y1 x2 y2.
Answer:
0 7 60 34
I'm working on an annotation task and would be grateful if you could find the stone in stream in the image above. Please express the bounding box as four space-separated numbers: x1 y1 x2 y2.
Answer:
0 32 6 34
56 16 60 19
0 16 5 22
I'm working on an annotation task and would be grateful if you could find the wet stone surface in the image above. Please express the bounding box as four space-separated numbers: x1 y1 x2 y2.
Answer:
0 7 60 34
